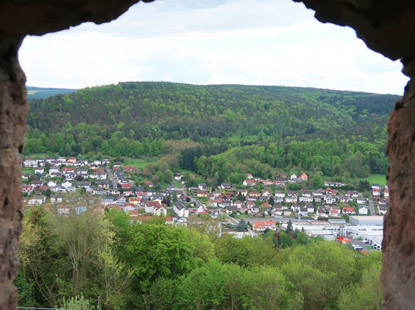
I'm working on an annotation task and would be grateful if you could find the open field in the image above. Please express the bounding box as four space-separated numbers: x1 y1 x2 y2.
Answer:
123 157 157 169
361 174 387 186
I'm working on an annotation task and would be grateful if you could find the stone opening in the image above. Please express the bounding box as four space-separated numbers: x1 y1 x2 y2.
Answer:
0 0 414 308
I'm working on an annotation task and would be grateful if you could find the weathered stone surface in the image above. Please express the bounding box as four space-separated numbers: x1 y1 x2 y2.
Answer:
294 0 415 61
0 32 25 310
383 59 415 310
0 0 154 36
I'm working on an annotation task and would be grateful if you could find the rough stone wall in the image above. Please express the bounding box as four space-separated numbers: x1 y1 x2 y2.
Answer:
383 59 415 309
0 1 153 308
0 31 26 310
295 0 415 308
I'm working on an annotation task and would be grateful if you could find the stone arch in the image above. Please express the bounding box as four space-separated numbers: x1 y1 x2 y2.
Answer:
0 0 413 309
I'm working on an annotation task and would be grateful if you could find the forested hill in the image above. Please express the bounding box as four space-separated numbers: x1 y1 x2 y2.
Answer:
27 86 76 101
26 82 399 179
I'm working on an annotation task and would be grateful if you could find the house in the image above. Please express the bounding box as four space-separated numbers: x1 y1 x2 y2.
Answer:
49 167 60 176
78 158 89 166
324 196 337 204
174 202 189 218
290 173 297 180
346 191 359 199
285 196 298 203
274 191 285 198
123 166 138 173
154 205 167 216
23 157 36 168
123 203 135 214
121 183 131 190
77 169 88 176
67 157 77 164
299 173 308 181
237 189 248 197
260 190 272 200
246 201 255 210
317 206 328 217
299 196 313 203
101 196 116 205
338 196 349 203
252 220 276 231
329 208 341 217
356 198 367 205
144 180 154 188
94 168 107 180
221 182 232 189
27 195 46 206
274 177 286 186
306 205 315 213
299 207 309 217
251 206 260 215
50 195 63 204
234 200 243 209
342 206 355 215
372 187 381 197
198 183 207 190
129 197 142 205
243 179 256 187
325 187 337 195
372 183 381 190
313 195 322 203
263 179 273 187
291 204 302 212
34 167 44 175
77 181 91 189
144 201 162 214
287 190 298 197
116 196 126 207
272 206 283 216
358 205 369 215
96 181 111 189
21 185 34 194
384 186 389 198
378 206 388 215
197 191 208 198
62 180 74 188
47 180 57 188
174 173 184 181
225 205 238 214
56 157 66 164
197 205 207 214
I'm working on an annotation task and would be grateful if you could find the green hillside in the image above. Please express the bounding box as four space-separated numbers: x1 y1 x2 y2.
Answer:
26 82 399 180
27 86 76 101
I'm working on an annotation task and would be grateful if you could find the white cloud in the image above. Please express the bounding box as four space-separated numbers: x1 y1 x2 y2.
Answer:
19 0 407 94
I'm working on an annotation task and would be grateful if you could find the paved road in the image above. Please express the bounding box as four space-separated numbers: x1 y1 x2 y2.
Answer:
219 211 239 226
368 199 375 215
106 167 117 189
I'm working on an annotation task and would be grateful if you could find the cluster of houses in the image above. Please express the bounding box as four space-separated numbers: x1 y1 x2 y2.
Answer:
22 157 390 224
186 173 389 219
22 156 132 205
241 172 308 188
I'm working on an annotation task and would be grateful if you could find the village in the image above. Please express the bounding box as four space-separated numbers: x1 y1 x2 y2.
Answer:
22 155 388 224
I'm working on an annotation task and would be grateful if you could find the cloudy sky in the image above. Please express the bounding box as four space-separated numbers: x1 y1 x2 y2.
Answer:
20 0 407 94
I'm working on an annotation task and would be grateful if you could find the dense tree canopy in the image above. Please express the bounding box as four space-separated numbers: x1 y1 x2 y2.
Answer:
25 82 394 178
17 207 383 310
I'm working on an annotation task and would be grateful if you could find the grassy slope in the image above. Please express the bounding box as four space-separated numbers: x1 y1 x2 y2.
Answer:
361 174 387 186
